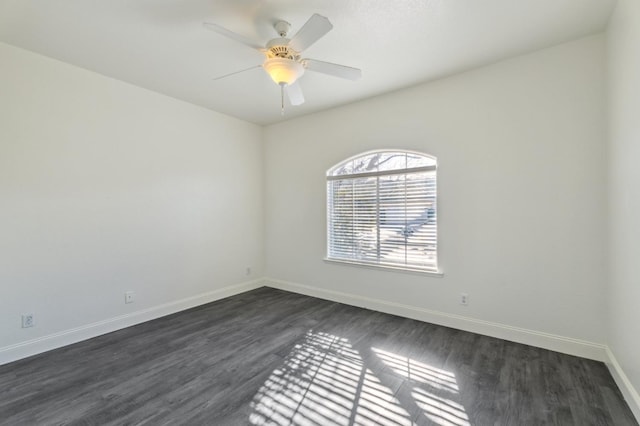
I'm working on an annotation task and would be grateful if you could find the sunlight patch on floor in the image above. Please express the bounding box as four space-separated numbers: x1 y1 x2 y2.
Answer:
249 331 471 425
412 388 470 426
372 347 470 426
372 347 459 393
249 331 415 426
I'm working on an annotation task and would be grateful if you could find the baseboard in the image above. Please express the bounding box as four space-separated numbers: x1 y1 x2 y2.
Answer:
605 347 640 421
0 279 264 366
264 277 608 362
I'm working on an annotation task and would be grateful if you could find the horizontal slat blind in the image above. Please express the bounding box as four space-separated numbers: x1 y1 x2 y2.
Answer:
327 152 437 272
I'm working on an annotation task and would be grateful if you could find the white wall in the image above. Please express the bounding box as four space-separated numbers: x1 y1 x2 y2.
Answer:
0 43 264 361
606 0 640 406
264 36 607 349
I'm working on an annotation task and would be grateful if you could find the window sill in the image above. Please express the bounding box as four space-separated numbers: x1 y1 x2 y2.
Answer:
323 258 444 277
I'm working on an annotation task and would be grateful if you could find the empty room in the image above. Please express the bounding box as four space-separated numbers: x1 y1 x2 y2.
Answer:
1 0 639 425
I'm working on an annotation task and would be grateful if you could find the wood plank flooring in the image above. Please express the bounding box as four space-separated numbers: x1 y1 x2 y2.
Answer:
0 287 637 425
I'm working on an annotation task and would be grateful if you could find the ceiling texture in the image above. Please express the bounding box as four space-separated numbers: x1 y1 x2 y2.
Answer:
0 0 615 125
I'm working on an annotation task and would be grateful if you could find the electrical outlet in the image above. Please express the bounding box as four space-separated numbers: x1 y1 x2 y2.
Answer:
125 291 135 304
22 314 35 328
460 293 469 306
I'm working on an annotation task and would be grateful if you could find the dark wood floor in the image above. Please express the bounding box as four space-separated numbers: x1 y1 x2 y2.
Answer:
0 287 636 426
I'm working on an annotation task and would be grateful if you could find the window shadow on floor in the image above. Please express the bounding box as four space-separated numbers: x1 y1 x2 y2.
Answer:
248 330 469 426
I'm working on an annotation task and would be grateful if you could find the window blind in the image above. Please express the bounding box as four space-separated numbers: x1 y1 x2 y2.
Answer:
327 152 437 272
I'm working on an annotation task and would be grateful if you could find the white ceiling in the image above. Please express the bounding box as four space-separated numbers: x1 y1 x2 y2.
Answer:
0 0 615 125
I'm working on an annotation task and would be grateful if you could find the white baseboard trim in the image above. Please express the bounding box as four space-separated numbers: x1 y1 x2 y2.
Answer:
605 347 640 421
0 279 264 366
263 277 608 362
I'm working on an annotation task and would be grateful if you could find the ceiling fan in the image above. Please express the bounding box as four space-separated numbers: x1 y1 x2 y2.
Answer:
203 14 362 111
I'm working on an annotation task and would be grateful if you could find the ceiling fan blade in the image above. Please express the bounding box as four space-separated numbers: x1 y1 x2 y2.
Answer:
285 82 305 106
212 65 261 81
289 14 333 53
203 22 263 50
303 59 362 81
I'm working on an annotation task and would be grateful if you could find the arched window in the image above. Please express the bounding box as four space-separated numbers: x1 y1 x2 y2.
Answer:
326 150 438 272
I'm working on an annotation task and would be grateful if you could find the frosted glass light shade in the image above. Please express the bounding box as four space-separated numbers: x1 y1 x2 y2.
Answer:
263 58 305 85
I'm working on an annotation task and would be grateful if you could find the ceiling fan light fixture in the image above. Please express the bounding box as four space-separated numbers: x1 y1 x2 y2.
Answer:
263 57 305 86
205 13 361 111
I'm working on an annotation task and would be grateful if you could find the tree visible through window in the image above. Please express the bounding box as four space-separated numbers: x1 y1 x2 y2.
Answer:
327 150 438 272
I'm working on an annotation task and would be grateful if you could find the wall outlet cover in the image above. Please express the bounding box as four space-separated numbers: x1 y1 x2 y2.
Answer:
22 314 35 328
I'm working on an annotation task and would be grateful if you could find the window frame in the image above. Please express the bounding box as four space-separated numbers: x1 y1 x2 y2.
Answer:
325 149 442 276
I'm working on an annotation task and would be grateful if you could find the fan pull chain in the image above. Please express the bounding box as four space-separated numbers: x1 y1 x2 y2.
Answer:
280 84 285 115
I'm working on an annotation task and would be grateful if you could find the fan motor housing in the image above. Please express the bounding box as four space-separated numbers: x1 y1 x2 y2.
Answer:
266 38 299 60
